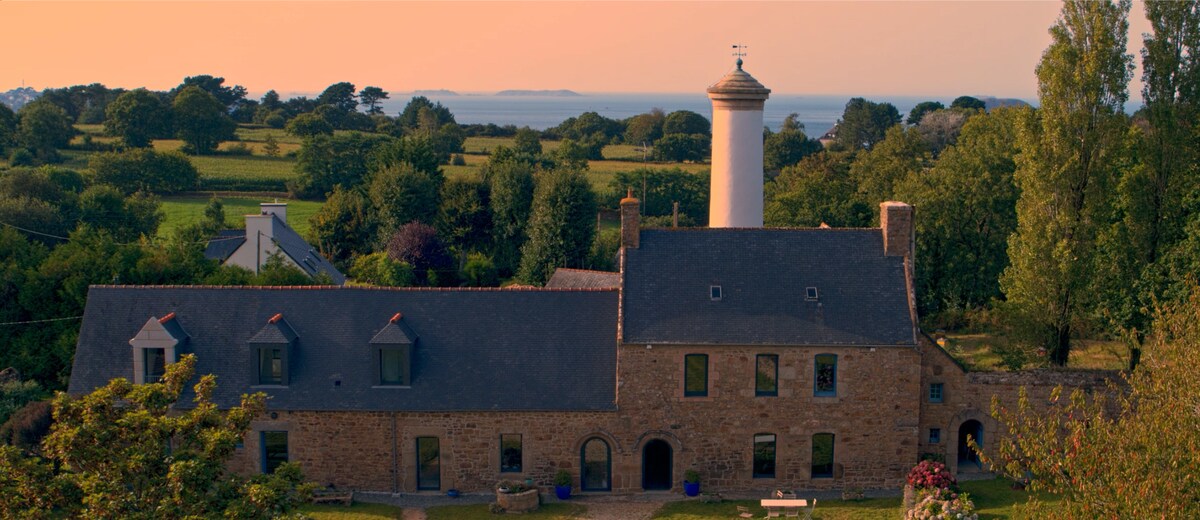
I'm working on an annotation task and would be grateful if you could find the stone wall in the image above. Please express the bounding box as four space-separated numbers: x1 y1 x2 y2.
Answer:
916 340 1121 473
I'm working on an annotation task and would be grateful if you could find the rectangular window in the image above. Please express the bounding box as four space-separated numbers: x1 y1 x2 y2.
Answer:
929 383 944 403
258 347 283 385
416 436 440 490
814 354 837 396
812 433 834 478
500 434 522 473
929 428 941 444
755 354 778 397
261 431 288 474
753 433 776 478
380 349 408 386
684 354 708 397
710 285 722 301
144 348 166 383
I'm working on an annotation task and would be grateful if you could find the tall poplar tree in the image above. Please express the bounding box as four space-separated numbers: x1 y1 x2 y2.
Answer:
517 168 596 285
1001 0 1133 366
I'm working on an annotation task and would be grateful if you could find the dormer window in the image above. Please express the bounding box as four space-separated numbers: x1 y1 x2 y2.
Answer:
710 285 723 301
129 312 188 385
249 313 297 386
372 313 418 387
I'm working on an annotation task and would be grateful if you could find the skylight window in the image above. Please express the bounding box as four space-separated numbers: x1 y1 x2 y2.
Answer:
806 287 819 301
710 285 722 301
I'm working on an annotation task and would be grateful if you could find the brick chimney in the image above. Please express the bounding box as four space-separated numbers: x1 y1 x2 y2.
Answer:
880 201 914 258
620 189 640 249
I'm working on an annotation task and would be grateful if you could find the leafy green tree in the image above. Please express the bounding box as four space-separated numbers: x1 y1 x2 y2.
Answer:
981 287 1200 518
438 177 492 268
513 126 543 156
0 354 313 518
170 75 247 110
262 134 281 157
894 108 1021 318
1096 1 1200 357
290 132 392 198
88 148 199 194
358 86 389 115
832 97 902 151
764 126 823 172
662 110 711 137
950 95 987 111
608 168 709 226
398 96 456 130
349 252 414 286
16 100 76 163
284 112 334 138
0 103 18 156
306 186 373 268
461 252 499 287
103 89 171 148
487 157 536 275
77 186 162 243
517 168 597 285
0 379 43 428
39 84 123 124
1001 0 1133 366
906 101 945 125
764 151 872 228
372 135 442 179
624 109 665 146
849 125 929 209
369 163 440 243
914 109 969 156
316 81 358 112
171 86 236 155
653 134 710 162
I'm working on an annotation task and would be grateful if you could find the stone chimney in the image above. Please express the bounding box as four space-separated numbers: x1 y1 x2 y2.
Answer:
880 201 914 258
620 189 640 249
260 202 287 223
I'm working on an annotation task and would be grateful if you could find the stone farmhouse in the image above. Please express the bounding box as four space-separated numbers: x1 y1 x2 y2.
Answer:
68 62 1113 495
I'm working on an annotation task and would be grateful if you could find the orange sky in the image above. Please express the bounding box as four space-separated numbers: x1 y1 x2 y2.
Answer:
1 1 1154 99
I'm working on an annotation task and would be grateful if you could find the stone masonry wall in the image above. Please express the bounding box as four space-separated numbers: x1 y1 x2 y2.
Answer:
916 340 1121 473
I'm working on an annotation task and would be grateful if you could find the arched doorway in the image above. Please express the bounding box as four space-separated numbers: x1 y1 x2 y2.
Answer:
580 437 611 491
957 420 983 471
642 439 672 490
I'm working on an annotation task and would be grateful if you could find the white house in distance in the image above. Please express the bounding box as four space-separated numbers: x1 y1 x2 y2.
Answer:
204 202 346 284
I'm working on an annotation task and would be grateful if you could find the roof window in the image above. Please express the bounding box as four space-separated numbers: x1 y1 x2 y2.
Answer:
710 285 722 301
806 287 819 301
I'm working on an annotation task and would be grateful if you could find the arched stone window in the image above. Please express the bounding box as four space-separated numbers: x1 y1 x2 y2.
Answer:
580 437 611 491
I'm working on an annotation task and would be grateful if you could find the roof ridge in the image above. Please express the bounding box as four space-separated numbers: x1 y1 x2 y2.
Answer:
88 284 618 293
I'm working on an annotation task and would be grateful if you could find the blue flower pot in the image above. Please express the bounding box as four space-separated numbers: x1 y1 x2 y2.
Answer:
447 489 460 498
554 485 571 500
684 481 700 497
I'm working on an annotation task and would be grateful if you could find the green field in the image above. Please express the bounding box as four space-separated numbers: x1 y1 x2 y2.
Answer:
159 195 323 238
300 502 405 519
944 333 1128 371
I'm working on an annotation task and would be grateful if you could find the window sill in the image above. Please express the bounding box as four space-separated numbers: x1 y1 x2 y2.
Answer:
373 385 412 389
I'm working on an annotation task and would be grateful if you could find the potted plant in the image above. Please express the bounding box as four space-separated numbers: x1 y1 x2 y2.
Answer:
554 469 572 500
683 469 701 497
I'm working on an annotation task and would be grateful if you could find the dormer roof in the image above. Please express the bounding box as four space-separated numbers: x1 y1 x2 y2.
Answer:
249 313 298 344
371 313 418 345
129 313 189 347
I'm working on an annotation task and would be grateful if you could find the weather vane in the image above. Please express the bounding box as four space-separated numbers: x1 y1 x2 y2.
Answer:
732 44 748 70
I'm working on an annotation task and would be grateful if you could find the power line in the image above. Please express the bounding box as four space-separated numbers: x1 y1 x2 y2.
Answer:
0 316 83 326
0 220 246 246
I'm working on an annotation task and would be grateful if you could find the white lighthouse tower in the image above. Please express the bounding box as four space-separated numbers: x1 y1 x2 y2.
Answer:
707 55 770 228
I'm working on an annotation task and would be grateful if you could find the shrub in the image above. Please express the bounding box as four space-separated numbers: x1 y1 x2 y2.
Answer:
451 153 466 166
684 469 700 484
221 142 254 156
0 400 52 453
554 469 571 487
904 488 978 520
906 460 956 491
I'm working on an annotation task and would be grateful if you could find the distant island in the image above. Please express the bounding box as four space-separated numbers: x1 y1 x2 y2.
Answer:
976 96 1032 110
495 89 581 97
410 89 459 96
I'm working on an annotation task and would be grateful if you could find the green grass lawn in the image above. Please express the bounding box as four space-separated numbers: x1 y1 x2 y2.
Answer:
158 195 323 238
299 502 405 519
425 502 585 520
652 479 1052 519
944 333 1128 371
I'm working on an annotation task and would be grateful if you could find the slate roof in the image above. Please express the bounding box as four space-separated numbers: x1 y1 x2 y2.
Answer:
70 286 618 411
622 228 916 346
267 216 346 285
545 268 620 289
203 230 245 262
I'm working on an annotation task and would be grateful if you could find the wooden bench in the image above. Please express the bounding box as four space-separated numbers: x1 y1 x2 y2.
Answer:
311 489 354 505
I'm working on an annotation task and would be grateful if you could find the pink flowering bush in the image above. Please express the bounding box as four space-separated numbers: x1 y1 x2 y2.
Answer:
906 460 957 490
904 488 978 520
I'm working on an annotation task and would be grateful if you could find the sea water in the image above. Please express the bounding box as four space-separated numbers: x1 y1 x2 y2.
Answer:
376 93 965 138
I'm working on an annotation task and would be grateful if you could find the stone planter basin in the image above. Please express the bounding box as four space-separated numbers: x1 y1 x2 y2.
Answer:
496 487 539 513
